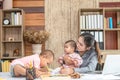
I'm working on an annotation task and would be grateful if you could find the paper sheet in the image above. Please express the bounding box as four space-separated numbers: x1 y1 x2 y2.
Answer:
40 75 71 80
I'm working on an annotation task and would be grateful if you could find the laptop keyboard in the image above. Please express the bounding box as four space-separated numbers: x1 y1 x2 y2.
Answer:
86 71 102 74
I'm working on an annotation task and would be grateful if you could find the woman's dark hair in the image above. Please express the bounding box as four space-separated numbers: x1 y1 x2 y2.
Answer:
65 40 77 52
79 33 101 64
79 33 94 48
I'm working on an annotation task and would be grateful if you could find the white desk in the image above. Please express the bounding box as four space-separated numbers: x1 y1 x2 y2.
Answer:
80 74 120 80
0 72 120 80
0 72 25 80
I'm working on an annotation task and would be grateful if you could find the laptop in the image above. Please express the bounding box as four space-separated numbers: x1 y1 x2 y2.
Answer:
102 54 120 75
87 55 120 75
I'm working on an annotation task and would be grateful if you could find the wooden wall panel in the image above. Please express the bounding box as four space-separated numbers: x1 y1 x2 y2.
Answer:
20 7 44 13
45 0 71 68
70 0 80 39
25 13 45 26
25 20 45 26
100 2 120 7
25 26 44 30
78 0 97 8
25 13 44 20
13 0 44 7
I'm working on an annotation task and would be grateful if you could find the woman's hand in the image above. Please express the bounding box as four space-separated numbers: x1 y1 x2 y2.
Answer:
64 55 74 65
60 67 74 75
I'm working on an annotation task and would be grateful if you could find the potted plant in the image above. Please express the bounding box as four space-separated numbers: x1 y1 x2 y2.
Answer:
23 30 49 54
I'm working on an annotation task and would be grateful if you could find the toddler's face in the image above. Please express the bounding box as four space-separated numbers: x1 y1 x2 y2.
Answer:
40 56 53 67
64 43 74 54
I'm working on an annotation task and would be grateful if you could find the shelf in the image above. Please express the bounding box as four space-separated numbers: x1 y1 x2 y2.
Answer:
80 28 120 31
81 29 104 31
0 9 24 61
2 41 22 43
2 25 22 28
80 8 103 12
101 50 120 52
104 8 120 12
1 57 22 60
79 8 120 51
104 28 120 31
3 8 23 12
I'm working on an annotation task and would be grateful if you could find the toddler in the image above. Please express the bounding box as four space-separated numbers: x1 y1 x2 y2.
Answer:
10 50 54 78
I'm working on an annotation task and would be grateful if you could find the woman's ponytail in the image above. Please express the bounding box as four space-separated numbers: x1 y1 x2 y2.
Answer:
94 40 101 64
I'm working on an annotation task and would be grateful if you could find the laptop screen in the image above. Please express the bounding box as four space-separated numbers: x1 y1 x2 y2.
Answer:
102 55 120 75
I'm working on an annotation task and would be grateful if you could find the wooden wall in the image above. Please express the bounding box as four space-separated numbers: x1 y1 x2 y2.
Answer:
13 0 45 56
45 0 120 68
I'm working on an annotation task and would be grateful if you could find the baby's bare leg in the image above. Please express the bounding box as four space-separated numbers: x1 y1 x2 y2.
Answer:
14 64 26 77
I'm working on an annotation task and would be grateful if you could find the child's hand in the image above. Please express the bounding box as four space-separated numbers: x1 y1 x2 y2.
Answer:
58 59 64 65
35 68 50 78
40 67 49 72
35 68 41 78
64 55 74 65
25 63 30 69
58 56 65 65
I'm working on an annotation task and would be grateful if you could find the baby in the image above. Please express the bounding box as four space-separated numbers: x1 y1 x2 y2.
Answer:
58 40 83 68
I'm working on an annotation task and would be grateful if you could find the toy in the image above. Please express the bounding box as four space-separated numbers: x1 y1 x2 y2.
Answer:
13 48 19 56
26 61 36 80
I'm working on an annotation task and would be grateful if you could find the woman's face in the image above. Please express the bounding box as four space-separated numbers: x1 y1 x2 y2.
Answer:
76 36 87 53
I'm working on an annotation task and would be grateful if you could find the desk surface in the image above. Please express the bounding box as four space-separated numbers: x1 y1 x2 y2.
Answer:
0 72 25 80
0 72 120 80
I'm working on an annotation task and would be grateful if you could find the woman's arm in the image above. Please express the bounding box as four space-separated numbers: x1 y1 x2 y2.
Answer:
74 55 98 73
60 56 97 74
63 55 74 65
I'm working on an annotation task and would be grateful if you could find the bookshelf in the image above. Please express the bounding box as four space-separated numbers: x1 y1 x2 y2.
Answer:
79 8 120 52
0 9 24 72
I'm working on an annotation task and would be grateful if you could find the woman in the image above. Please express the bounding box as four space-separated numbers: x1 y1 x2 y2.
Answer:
60 33 101 74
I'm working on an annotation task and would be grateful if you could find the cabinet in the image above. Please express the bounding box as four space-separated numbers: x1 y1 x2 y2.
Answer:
79 8 120 51
0 9 24 72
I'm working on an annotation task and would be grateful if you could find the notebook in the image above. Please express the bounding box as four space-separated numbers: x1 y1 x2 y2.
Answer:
102 55 120 75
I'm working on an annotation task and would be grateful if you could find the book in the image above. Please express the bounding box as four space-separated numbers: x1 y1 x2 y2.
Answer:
0 60 2 72
109 17 113 29
95 31 99 42
99 31 104 50
80 15 83 29
100 15 104 29
82 15 86 29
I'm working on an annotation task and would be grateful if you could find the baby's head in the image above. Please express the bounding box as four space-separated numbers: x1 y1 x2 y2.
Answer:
64 40 76 54
40 50 54 67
